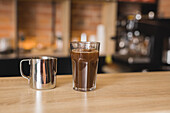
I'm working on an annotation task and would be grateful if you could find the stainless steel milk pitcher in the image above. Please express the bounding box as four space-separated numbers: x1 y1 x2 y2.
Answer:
20 56 57 90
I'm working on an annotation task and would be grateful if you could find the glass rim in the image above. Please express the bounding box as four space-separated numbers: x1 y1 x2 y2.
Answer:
70 41 100 44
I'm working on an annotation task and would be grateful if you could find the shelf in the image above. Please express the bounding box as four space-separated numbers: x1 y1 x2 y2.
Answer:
0 0 117 59
18 0 70 57
113 53 150 64
0 53 17 60
19 50 67 58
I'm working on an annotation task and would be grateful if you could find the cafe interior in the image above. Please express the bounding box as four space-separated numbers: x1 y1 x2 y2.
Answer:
0 0 170 76
1 0 170 113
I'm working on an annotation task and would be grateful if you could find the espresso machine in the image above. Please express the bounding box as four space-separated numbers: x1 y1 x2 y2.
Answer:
114 15 151 63
113 19 170 71
113 17 170 72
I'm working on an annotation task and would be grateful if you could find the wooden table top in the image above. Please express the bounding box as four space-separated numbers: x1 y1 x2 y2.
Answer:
1 72 170 113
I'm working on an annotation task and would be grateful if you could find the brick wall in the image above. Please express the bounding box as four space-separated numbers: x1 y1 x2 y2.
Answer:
55 3 62 34
0 0 15 38
158 0 170 18
18 1 62 45
1 1 108 45
71 2 102 41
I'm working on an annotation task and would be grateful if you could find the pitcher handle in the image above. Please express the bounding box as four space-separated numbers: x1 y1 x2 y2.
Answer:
20 59 31 80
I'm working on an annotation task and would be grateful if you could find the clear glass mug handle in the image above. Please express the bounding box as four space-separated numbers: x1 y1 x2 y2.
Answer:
20 59 31 80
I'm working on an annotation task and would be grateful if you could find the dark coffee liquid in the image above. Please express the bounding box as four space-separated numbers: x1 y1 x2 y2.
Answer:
71 49 99 91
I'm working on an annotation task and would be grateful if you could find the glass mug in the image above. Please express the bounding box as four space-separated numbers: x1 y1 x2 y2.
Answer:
20 56 57 90
70 42 100 91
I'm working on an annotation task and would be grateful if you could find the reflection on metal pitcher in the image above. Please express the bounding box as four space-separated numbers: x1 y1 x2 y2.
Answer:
20 56 57 90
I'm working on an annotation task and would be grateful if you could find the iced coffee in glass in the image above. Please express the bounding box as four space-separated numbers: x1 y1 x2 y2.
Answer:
70 42 100 91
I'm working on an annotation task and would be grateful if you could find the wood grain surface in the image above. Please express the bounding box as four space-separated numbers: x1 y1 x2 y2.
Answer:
1 72 170 113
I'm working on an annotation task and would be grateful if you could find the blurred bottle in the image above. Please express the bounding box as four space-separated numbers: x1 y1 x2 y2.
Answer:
126 15 135 31
19 31 25 52
89 35 96 42
55 32 63 52
81 33 87 42
97 24 105 55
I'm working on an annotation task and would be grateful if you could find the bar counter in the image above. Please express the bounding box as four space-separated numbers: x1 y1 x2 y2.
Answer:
1 72 170 113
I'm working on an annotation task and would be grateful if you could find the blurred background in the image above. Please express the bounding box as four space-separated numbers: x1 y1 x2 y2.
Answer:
0 0 170 76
